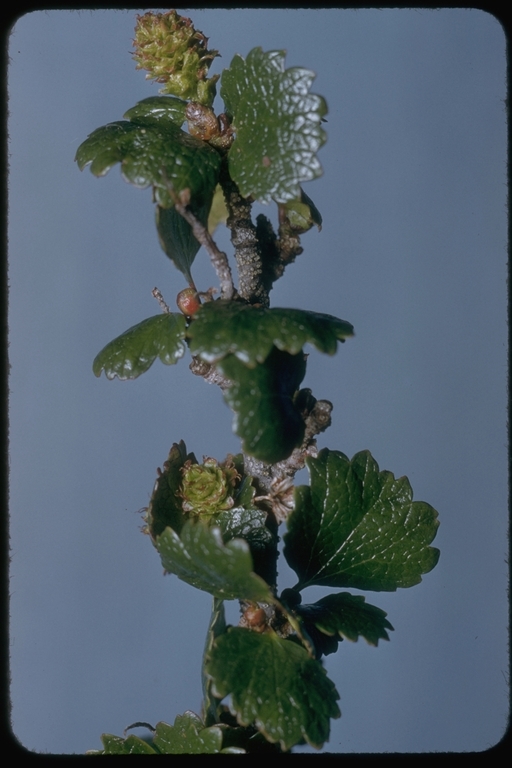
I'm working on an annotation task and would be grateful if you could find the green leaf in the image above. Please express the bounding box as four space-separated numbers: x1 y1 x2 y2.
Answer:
145 441 197 539
76 114 221 208
92 313 187 380
123 95 187 126
221 47 327 203
284 449 440 591
153 712 225 754
298 592 394 647
216 506 274 550
156 198 211 284
187 300 354 366
99 733 157 754
218 348 307 463
156 519 274 602
206 627 340 750
96 711 243 755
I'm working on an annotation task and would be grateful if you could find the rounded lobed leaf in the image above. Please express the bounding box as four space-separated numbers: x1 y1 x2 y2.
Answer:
284 449 440 591
206 627 340 751
156 519 274 602
221 47 328 203
187 300 354 367
76 114 221 209
92 313 187 381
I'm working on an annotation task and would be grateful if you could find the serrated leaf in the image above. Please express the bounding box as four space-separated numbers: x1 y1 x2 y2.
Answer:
284 449 440 591
92 313 187 380
156 198 212 283
156 519 274 601
146 441 197 539
76 114 221 208
218 348 307 463
206 627 340 750
100 733 157 754
298 592 394 647
123 95 187 126
153 712 224 754
221 47 327 203
187 300 354 366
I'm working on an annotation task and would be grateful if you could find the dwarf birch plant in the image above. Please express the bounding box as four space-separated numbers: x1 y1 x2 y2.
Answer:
76 10 440 754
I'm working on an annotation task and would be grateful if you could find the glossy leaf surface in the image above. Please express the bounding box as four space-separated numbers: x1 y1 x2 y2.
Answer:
76 107 221 208
221 47 327 203
123 95 187 126
218 348 307 463
92 313 187 380
156 520 273 602
284 449 440 591
298 592 394 647
187 300 354 366
206 627 340 750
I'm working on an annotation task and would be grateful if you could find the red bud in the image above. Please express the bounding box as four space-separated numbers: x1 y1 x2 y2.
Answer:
176 287 201 317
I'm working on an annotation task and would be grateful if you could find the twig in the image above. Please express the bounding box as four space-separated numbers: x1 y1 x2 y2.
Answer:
245 394 333 521
161 177 236 301
189 356 231 390
152 286 171 313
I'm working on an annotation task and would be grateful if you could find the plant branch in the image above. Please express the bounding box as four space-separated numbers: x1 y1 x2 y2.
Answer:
219 157 269 307
189 356 231 389
159 173 235 300
245 393 333 522
151 286 171 313
172 189 236 300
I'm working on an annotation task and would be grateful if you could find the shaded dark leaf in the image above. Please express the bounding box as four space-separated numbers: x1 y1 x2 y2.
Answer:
218 348 307 463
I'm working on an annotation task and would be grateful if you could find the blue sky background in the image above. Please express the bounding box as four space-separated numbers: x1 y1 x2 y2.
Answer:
8 8 508 754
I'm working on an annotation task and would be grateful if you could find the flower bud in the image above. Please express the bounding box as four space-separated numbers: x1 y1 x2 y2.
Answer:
133 10 219 106
180 458 240 517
